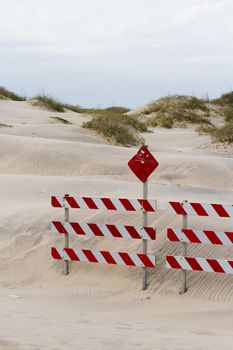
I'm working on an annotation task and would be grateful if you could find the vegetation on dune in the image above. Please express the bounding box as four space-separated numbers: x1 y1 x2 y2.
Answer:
0 122 13 128
0 87 26 101
82 108 146 146
212 91 233 107
144 95 211 129
32 95 66 112
50 116 72 124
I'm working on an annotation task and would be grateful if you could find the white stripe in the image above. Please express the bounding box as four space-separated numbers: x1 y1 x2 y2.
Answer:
216 231 233 245
129 253 143 267
74 249 89 262
202 204 219 218
218 260 233 274
194 229 211 244
223 205 233 217
118 225 131 238
80 223 95 236
92 197 107 210
99 224 115 237
176 256 193 270
58 248 71 261
129 199 142 211
111 198 126 211
138 227 149 240
196 258 214 272
91 251 107 264
183 202 197 216
74 197 89 209
173 228 187 243
63 222 75 235
51 222 59 235
110 251 125 265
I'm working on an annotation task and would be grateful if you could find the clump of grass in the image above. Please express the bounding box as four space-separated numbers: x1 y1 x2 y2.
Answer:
32 95 65 112
212 91 233 107
0 123 13 128
0 87 26 101
145 95 211 129
212 122 233 143
82 109 146 146
50 116 71 124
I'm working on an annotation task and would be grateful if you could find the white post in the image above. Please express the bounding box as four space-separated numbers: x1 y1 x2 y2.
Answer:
181 200 188 294
64 194 70 275
142 146 149 291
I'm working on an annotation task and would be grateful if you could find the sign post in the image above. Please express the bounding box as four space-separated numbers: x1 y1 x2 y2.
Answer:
128 145 159 290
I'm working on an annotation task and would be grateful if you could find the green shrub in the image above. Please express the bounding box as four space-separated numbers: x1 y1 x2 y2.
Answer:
212 91 233 106
32 95 65 112
82 113 145 146
0 87 26 101
0 123 13 128
212 122 233 143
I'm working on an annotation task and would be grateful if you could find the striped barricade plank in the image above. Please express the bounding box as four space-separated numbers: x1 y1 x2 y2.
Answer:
52 221 156 240
51 247 156 268
51 196 157 212
167 228 233 245
166 256 233 274
168 201 233 218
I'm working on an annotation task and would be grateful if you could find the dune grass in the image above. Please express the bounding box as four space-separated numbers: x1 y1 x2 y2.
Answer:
0 87 26 101
32 95 66 112
82 108 146 146
50 116 72 124
0 123 13 128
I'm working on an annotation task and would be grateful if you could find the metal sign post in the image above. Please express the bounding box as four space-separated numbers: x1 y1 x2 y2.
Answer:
142 178 148 290
128 144 159 290
64 194 70 275
181 200 188 293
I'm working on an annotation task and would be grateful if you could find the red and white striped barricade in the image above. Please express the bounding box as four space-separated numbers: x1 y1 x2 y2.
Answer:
51 195 157 285
167 201 233 293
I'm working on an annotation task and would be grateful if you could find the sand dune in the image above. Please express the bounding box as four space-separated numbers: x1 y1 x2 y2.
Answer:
0 100 233 349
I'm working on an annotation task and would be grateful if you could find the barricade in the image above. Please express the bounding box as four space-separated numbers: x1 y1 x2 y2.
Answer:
51 194 157 289
166 200 233 293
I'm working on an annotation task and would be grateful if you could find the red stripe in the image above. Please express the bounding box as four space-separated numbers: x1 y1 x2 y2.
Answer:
137 254 155 268
88 224 104 237
203 230 222 245
83 197 98 209
82 250 98 263
138 199 155 212
64 248 80 261
51 247 62 259
228 260 233 269
183 229 202 244
101 198 117 210
169 202 186 215
166 256 182 269
124 226 141 239
52 221 68 234
225 232 233 244
70 222 86 235
190 203 208 216
51 196 62 207
65 196 80 208
167 228 180 242
206 259 225 273
144 227 156 240
106 224 122 238
100 250 117 264
185 257 203 271
119 252 136 266
119 199 135 211
211 204 230 218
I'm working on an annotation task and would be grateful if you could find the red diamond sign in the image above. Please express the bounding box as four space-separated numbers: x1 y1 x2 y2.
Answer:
128 145 158 183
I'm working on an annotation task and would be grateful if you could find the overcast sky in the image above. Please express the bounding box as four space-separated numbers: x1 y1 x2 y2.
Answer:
0 0 233 108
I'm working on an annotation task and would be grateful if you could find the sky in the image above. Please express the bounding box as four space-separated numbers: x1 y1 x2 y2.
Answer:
0 0 233 108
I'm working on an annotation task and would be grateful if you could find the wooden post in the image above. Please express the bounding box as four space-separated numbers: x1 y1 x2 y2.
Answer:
64 194 70 275
181 200 188 294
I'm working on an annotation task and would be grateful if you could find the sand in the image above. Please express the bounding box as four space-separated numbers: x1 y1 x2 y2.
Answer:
0 100 233 349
